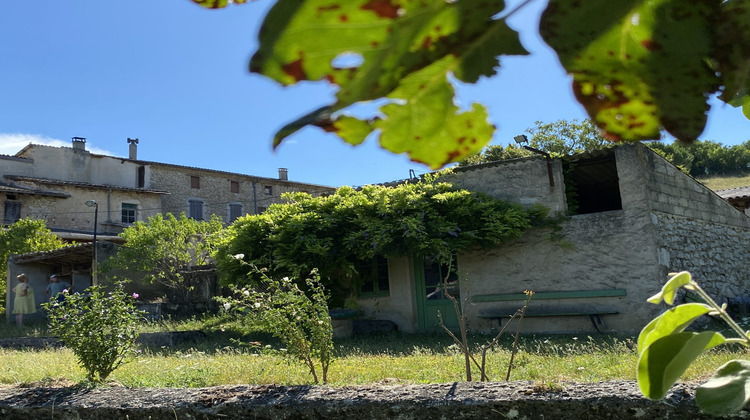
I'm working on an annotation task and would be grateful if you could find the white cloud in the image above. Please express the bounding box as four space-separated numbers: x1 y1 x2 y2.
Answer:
0 133 113 156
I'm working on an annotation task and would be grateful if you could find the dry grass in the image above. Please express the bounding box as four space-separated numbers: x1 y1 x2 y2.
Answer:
696 173 750 191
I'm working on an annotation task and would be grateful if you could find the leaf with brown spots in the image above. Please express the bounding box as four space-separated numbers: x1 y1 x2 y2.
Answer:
541 0 721 143
250 0 526 167
377 56 492 168
715 0 750 120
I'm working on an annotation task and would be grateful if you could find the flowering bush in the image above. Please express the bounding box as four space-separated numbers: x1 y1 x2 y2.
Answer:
42 284 143 382
218 266 333 384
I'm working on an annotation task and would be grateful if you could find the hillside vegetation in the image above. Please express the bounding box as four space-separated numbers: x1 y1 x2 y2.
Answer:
697 173 750 191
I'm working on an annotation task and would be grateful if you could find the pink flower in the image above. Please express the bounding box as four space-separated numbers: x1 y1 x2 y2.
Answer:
132 293 139 299
62 289 68 294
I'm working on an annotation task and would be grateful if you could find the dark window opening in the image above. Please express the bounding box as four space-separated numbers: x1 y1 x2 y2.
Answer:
357 256 390 296
137 165 145 188
230 180 240 193
191 176 200 189
564 154 622 215
4 201 21 224
229 203 242 222
188 199 204 220
264 186 273 195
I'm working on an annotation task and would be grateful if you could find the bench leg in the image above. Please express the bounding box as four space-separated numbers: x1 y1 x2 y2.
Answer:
588 314 609 332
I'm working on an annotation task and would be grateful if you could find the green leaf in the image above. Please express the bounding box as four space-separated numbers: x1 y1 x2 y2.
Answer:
695 359 750 416
637 303 713 356
377 56 493 168
715 0 750 120
541 0 720 142
250 0 527 168
327 115 374 146
190 0 248 9
637 331 726 400
647 271 692 305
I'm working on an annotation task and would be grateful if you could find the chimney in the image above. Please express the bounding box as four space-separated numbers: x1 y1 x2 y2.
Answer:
127 138 139 160
278 168 288 181
72 137 86 150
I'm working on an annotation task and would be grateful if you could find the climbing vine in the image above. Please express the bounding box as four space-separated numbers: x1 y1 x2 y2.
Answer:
216 181 547 301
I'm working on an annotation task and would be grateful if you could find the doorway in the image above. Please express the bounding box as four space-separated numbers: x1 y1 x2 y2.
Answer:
414 255 460 331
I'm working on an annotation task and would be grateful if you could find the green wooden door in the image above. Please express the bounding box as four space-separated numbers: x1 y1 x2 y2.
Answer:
414 255 460 332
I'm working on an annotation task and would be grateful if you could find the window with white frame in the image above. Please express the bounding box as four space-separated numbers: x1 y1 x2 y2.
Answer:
188 199 205 220
121 203 137 224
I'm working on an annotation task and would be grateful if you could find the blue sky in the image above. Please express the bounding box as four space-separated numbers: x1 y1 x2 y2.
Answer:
1 1 748 187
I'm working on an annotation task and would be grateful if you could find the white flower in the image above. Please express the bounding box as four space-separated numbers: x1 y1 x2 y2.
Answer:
233 253 245 260
223 302 231 310
254 302 261 308
243 290 250 296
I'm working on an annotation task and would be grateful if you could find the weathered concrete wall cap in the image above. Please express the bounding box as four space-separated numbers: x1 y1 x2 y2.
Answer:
0 381 741 419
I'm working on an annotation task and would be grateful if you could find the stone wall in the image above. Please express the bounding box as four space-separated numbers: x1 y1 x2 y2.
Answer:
460 210 662 334
440 157 567 214
15 144 146 188
12 182 162 235
149 164 334 223
0 381 738 419
641 145 750 228
640 146 750 303
654 212 750 301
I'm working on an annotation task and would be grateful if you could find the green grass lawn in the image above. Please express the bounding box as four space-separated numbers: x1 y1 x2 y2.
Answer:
1 315 747 388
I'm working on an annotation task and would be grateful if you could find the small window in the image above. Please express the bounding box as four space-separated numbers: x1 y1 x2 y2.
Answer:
188 199 204 220
3 201 21 224
230 180 240 194
357 256 390 297
121 203 137 224
137 165 145 188
228 203 243 222
191 176 200 189
264 186 273 196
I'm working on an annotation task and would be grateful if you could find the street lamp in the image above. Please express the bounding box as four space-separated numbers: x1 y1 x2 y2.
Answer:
85 200 98 284
513 135 555 187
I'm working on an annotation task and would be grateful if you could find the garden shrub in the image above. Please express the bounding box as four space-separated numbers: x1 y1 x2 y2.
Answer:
218 265 333 384
43 284 142 382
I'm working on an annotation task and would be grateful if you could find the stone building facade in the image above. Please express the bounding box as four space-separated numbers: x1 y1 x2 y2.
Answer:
1 138 334 235
3 138 335 321
149 164 331 224
355 144 750 334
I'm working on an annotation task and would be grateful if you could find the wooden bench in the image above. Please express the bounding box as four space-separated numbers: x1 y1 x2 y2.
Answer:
473 289 626 332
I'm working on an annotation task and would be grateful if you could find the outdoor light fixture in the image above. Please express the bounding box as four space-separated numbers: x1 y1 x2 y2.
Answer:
514 135 555 187
513 135 529 145
85 200 99 284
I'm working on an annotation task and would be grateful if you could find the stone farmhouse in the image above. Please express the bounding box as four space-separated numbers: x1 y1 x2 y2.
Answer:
3 137 335 322
6 140 750 334
352 144 750 334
